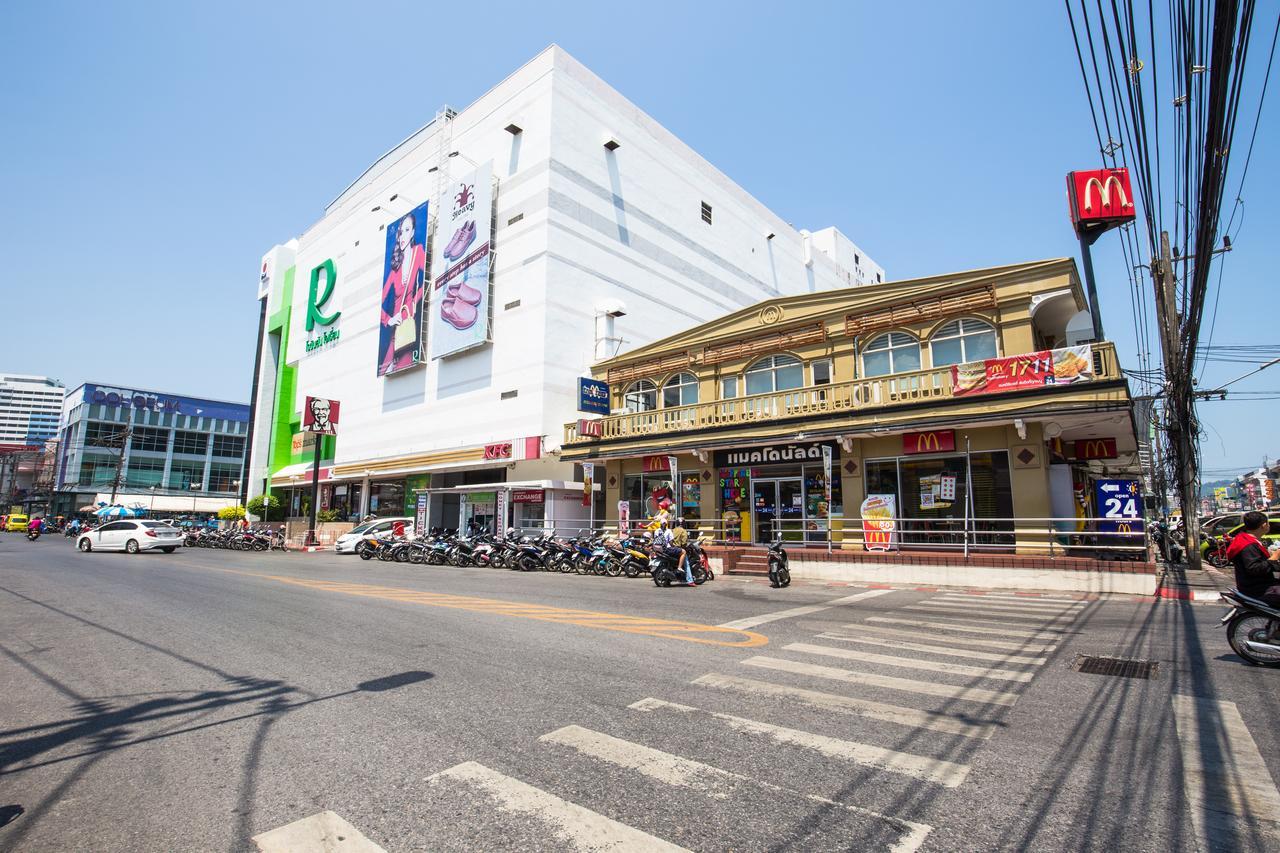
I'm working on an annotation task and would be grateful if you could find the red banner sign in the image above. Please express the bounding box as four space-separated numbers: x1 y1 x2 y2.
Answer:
903 430 955 455
1072 438 1118 460
577 419 602 438
951 346 1095 398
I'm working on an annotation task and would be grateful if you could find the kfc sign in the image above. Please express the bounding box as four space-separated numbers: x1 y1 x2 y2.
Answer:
484 442 512 460
1067 168 1136 233
903 430 955 455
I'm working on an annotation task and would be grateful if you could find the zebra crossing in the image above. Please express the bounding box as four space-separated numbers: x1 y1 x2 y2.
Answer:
256 590 1091 852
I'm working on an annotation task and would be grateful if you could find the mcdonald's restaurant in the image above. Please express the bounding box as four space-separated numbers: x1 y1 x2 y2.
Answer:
560 259 1152 590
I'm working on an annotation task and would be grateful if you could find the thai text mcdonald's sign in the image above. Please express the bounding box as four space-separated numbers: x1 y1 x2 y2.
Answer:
1072 438 1118 460
902 429 955 455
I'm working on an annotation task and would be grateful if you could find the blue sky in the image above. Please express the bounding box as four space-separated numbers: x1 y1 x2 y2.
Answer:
1 1 1274 475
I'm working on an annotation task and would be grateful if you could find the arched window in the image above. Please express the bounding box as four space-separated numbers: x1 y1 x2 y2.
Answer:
931 319 998 367
662 372 699 407
744 354 804 395
622 380 657 413
862 332 921 377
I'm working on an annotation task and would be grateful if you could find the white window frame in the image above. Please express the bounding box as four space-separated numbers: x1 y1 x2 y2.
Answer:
930 318 999 367
744 354 805 395
861 332 921 378
662 372 700 408
812 359 833 386
621 380 658 413
720 376 739 399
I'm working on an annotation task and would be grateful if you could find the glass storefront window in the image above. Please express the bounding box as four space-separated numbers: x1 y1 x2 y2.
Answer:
125 458 165 487
623 473 674 525
862 452 1013 548
680 472 702 527
369 480 406 516
168 460 205 490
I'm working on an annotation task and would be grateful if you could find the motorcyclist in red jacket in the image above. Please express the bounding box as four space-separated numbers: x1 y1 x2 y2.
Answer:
1226 511 1280 606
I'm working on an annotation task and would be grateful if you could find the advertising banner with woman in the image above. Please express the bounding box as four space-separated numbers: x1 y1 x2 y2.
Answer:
377 202 429 376
430 162 494 359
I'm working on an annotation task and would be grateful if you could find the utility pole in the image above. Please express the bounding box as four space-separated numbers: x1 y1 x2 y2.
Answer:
106 426 131 505
1151 231 1201 568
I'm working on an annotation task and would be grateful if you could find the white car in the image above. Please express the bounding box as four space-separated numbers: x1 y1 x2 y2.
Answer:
334 517 415 554
77 520 183 554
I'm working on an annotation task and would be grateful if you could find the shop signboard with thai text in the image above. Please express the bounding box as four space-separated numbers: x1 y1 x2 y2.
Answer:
951 346 1094 398
713 441 839 468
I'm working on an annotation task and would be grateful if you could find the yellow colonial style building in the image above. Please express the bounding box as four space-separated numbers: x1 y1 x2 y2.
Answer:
561 258 1143 560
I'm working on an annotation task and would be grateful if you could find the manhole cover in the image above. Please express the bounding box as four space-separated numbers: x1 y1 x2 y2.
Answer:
1072 654 1159 679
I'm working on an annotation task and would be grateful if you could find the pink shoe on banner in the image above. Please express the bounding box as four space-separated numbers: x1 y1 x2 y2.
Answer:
454 282 483 305
440 298 478 330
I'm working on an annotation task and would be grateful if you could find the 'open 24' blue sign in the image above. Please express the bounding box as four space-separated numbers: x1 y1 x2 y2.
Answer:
578 377 610 415
1096 479 1144 533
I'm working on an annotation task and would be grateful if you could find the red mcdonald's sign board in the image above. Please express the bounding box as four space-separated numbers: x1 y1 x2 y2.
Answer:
1066 168 1137 233
642 455 670 472
903 430 955 455
1073 438 1118 460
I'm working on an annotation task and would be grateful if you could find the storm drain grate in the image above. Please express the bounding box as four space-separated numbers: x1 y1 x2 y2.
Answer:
1072 654 1159 679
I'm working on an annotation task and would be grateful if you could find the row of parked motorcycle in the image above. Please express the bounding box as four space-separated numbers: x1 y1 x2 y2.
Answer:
184 526 289 552
355 527 731 587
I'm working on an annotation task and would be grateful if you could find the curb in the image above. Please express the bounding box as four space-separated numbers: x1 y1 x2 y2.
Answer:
1155 586 1223 602
289 545 330 553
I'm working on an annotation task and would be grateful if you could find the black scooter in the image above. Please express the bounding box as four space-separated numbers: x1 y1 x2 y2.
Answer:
1221 588 1280 667
651 545 707 587
768 537 791 588
27 529 41 542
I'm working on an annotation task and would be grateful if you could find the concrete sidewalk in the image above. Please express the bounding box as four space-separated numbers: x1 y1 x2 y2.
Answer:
1154 560 1232 601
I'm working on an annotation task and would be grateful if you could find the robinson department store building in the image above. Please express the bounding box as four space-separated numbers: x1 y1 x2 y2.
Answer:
245 46 885 530
561 258 1144 561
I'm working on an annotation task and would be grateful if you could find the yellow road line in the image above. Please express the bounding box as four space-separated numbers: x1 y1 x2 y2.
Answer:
203 567 767 648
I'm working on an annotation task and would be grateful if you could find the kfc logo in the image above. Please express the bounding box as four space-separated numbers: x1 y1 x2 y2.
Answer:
484 442 512 460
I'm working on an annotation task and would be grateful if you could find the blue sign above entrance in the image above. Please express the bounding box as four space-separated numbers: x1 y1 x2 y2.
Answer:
578 377 610 415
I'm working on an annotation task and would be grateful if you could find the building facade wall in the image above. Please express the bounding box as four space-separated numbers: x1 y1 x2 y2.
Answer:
247 46 882 531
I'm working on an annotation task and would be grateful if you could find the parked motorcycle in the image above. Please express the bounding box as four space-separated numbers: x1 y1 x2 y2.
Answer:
1221 588 1280 667
768 537 791 588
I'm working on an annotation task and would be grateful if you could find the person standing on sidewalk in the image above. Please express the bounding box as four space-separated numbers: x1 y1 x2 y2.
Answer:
1226 511 1280 606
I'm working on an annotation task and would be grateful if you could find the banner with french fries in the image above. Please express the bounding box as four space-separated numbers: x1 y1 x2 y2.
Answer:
951 345 1094 397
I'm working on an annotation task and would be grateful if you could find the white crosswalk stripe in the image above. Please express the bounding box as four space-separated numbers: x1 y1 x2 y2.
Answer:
539 724 934 852
910 599 1084 616
628 697 972 787
253 811 386 853
904 604 1081 623
937 592 1084 603
743 655 1022 706
690 672 1000 739
864 615 1066 640
784 642 1036 682
933 595 1084 611
716 588 895 629
816 632 1050 664
426 760 691 851
1170 695 1280 850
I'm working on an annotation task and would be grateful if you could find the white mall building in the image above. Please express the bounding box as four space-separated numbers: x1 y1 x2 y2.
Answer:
247 45 883 533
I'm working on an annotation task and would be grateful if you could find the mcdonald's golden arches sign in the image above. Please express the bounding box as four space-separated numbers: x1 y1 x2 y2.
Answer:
902 430 955 455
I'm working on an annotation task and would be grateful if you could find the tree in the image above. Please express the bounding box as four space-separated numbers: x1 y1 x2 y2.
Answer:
218 505 246 522
247 494 285 521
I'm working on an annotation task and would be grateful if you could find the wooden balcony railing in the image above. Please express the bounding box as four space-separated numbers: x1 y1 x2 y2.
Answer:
563 342 1121 446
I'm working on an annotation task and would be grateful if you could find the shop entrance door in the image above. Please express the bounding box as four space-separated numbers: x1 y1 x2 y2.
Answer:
752 478 804 543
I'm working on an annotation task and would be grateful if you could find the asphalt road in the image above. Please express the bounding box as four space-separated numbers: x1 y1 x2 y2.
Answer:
1 534 1277 852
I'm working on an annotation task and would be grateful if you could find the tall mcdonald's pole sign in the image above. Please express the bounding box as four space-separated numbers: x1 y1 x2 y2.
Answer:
1066 167 1137 342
